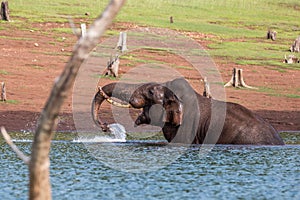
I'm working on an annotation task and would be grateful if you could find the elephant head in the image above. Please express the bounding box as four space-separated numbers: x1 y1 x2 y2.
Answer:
128 83 164 108
129 78 199 143
91 78 186 133
133 87 183 127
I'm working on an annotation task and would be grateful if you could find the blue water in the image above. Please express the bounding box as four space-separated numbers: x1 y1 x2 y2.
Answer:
1 140 300 200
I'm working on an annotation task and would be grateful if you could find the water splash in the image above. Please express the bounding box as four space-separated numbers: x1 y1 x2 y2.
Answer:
74 123 127 143
108 123 126 140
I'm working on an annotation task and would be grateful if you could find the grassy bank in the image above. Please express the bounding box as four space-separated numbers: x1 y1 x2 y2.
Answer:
1 131 299 144
6 0 299 70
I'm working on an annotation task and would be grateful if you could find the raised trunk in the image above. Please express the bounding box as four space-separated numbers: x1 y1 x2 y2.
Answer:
91 82 143 131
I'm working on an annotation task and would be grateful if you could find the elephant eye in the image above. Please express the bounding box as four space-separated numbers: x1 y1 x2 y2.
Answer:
149 89 154 96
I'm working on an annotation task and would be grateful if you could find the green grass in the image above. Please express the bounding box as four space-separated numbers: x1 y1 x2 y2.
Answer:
0 70 9 75
0 99 19 104
171 65 193 70
126 131 165 140
0 35 34 41
209 40 300 69
280 132 300 144
121 54 165 65
30 65 44 70
284 94 300 98
96 75 118 81
258 86 275 93
5 0 300 71
258 87 300 99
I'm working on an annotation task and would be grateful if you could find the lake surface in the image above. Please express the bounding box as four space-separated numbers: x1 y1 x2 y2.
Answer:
0 133 299 200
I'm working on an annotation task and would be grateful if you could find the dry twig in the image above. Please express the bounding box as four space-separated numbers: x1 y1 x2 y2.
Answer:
1 126 30 164
0 1 126 199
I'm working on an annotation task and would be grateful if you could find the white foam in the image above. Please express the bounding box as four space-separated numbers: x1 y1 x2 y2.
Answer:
74 123 127 143
11 139 33 143
108 123 126 140
73 136 126 143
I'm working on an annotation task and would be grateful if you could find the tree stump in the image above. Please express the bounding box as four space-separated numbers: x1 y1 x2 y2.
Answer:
102 54 120 77
224 68 256 89
0 1 9 21
266 30 276 41
290 36 300 52
68 19 87 39
1 82 6 101
202 77 212 98
80 23 86 38
116 32 128 52
170 16 173 23
284 54 299 64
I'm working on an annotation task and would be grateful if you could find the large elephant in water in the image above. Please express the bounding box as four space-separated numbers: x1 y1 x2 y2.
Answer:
92 78 284 145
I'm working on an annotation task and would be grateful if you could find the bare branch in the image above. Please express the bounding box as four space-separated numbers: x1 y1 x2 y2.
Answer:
1 126 30 165
28 0 126 199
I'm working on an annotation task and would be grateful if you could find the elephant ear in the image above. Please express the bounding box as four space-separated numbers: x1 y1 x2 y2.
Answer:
163 88 183 126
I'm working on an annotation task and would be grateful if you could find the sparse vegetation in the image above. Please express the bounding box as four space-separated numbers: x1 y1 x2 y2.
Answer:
3 0 298 72
280 132 300 144
0 70 9 75
96 74 119 80
0 99 19 104
1 0 299 132
258 86 300 99
121 54 165 65
285 94 300 98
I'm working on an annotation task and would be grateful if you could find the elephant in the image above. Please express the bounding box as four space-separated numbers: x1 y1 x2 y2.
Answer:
92 78 284 145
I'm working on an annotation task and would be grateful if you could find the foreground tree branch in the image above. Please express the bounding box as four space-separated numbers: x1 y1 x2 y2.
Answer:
1 127 30 164
28 1 126 199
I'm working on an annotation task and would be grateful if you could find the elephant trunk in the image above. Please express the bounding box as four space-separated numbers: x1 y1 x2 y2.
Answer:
91 82 143 131
91 88 110 131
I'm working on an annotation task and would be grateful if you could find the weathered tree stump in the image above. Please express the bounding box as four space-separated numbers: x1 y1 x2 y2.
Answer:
202 77 212 98
170 16 173 23
102 54 120 77
266 30 276 41
116 32 128 52
68 19 86 39
80 23 86 38
224 68 256 89
290 36 300 52
284 54 299 64
1 82 6 101
0 1 9 21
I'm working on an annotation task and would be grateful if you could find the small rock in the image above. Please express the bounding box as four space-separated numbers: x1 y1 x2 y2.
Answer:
85 12 90 16
30 30 34 32
34 43 39 47
61 48 65 52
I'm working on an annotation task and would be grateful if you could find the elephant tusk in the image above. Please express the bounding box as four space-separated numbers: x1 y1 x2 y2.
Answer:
98 86 132 108
106 98 132 108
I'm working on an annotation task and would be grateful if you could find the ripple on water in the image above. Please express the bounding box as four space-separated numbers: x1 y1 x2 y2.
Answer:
0 141 299 199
